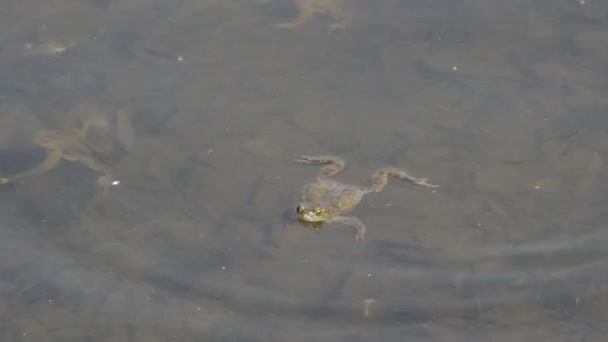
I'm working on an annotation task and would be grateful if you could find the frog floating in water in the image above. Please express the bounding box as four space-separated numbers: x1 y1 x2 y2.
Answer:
0 115 118 195
276 0 352 33
295 155 439 240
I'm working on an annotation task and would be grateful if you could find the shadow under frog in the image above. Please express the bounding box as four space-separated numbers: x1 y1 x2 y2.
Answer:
295 155 439 240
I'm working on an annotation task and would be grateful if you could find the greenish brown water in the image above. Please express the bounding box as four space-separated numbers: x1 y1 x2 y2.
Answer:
1 0 607 340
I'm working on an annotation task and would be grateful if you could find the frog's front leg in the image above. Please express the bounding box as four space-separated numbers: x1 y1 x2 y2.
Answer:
329 215 366 241
295 155 345 178
79 154 117 196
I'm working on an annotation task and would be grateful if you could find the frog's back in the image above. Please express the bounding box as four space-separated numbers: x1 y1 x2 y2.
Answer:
332 186 364 212
302 179 332 202
303 178 363 212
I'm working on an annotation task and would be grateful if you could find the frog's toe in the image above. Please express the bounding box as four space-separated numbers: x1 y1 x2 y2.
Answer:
294 155 311 162
0 177 10 184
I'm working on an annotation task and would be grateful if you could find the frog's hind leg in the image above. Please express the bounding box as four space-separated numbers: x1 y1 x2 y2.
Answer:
295 155 345 178
329 215 367 241
370 168 439 192
0 151 62 184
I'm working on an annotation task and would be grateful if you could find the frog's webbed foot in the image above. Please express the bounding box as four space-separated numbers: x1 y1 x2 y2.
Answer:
328 21 347 34
295 155 345 177
97 173 117 197
370 168 439 192
329 215 366 241
411 178 440 189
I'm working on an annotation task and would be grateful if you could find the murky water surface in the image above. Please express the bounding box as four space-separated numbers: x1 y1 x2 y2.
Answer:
1 0 607 340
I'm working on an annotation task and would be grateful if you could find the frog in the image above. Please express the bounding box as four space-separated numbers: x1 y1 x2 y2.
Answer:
276 0 352 33
295 155 439 240
0 116 118 196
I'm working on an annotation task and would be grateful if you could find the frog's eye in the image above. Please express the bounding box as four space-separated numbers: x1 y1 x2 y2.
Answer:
296 205 303 214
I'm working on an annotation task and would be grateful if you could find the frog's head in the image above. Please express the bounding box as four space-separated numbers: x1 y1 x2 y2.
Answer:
296 203 332 225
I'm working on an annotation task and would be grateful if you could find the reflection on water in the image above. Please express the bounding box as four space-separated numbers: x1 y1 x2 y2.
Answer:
1 0 607 340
